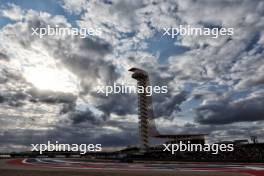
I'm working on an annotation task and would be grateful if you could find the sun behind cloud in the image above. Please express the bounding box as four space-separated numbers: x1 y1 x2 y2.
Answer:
24 66 79 93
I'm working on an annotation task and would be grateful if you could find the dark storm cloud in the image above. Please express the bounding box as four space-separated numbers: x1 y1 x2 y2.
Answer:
60 103 76 114
0 127 100 151
96 93 137 116
0 89 77 108
195 94 264 125
153 91 188 118
28 89 77 114
0 52 9 61
70 108 106 125
0 69 30 106
62 126 137 148
29 89 77 104
0 67 26 84
69 93 137 126
0 129 47 146
0 95 5 103
106 120 138 132
0 92 27 107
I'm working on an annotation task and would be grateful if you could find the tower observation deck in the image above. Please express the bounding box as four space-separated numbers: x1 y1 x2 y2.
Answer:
129 68 206 151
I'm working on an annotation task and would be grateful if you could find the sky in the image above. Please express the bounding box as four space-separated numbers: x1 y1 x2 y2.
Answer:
0 0 264 152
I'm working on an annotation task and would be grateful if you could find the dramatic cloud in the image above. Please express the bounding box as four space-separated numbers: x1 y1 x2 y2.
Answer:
0 0 263 151
195 91 264 124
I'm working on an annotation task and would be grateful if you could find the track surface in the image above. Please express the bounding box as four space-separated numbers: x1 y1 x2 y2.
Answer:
6 158 264 176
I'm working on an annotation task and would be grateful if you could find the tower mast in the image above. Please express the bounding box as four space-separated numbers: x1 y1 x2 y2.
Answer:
129 68 159 151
